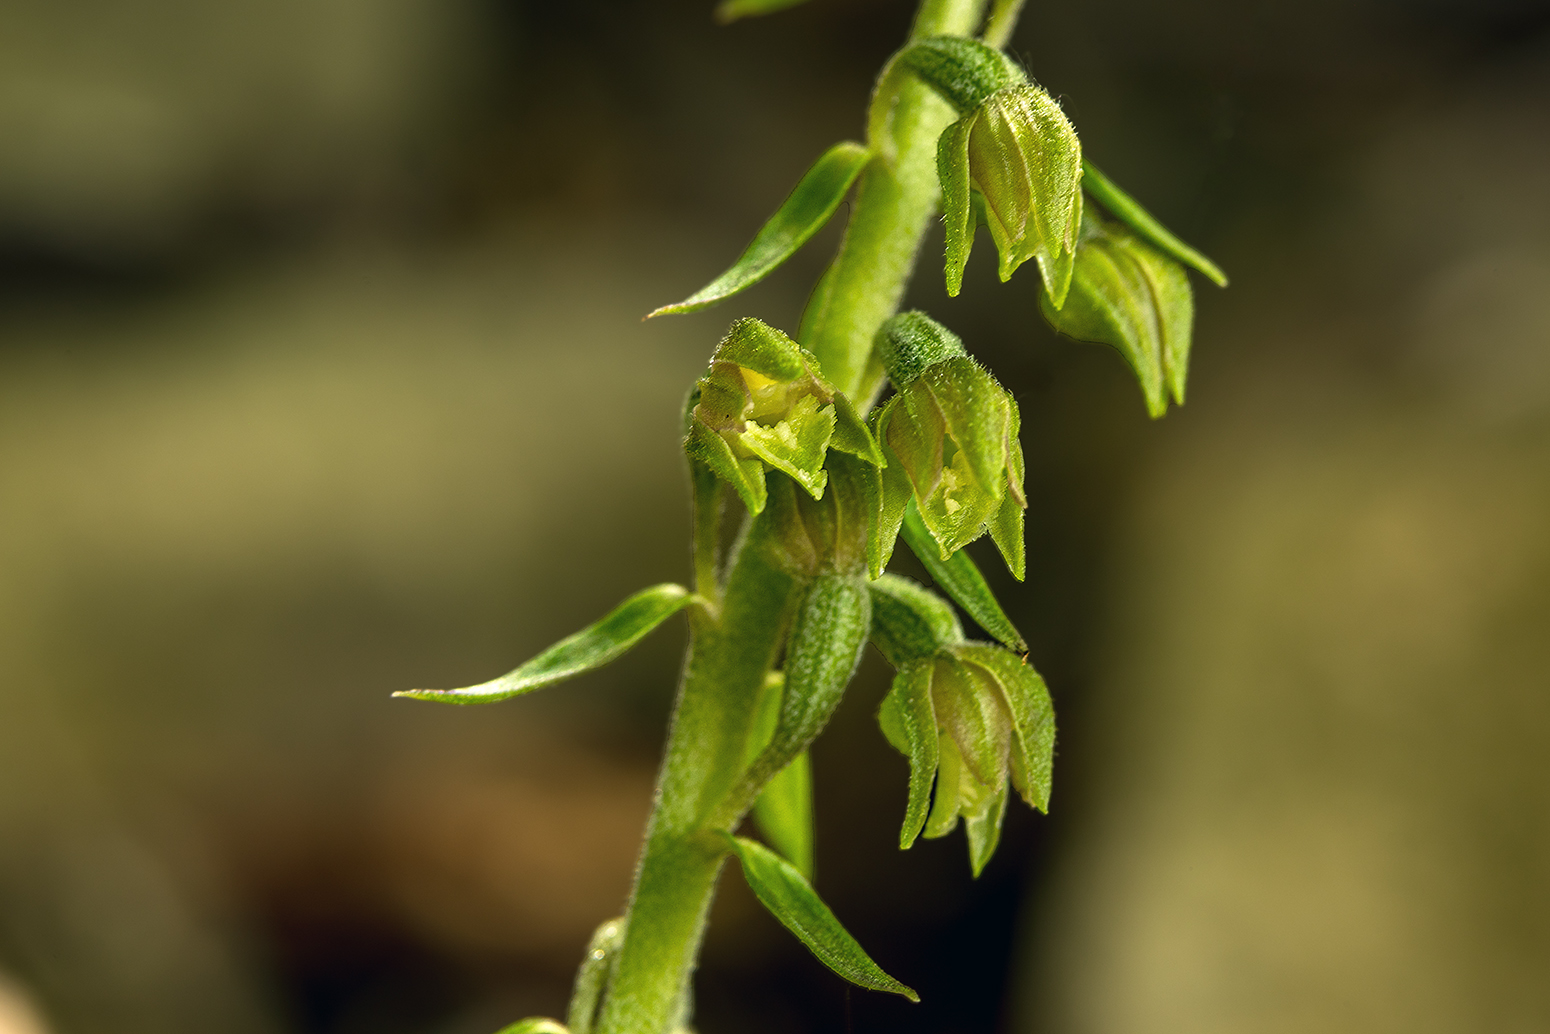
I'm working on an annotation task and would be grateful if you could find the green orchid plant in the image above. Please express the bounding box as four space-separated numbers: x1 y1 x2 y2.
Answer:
397 1 1225 1031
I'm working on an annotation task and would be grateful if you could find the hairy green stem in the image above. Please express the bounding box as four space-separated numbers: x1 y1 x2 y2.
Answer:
593 1 994 1031
800 0 990 405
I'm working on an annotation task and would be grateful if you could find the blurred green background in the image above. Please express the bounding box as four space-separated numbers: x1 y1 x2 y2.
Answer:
0 1 1546 1033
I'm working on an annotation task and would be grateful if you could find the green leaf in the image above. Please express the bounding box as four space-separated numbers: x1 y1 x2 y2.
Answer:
714 0 813 24
868 574 964 667
649 143 871 316
1081 159 1228 287
954 644 1054 812
901 502 1026 652
878 660 940 848
396 584 694 704
754 751 814 881
494 1020 569 1034
740 394 835 500
686 418 768 514
723 835 919 1001
1039 215 1194 416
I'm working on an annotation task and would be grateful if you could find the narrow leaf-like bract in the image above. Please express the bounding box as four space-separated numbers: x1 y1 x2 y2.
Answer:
395 584 694 704
714 0 813 24
650 142 871 317
1081 159 1228 287
1039 214 1195 416
901 504 1026 652
724 835 919 1002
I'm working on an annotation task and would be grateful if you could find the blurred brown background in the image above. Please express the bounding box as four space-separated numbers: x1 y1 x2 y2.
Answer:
0 1 1546 1033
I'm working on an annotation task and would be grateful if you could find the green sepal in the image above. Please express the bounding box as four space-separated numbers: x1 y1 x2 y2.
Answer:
650 143 871 316
715 316 808 381
687 417 768 514
953 643 1054 812
740 393 834 500
931 654 1012 791
1081 159 1228 287
970 85 1083 306
869 439 913 579
494 1020 569 1034
396 584 694 704
963 779 1009 877
896 36 1026 113
868 574 964 667
828 392 886 467
920 358 1009 498
878 310 969 388
1040 214 1195 416
901 502 1026 652
987 406 1026 580
877 660 940 848
722 834 919 1002
566 917 625 1034
938 116 976 297
754 751 814 881
714 0 813 24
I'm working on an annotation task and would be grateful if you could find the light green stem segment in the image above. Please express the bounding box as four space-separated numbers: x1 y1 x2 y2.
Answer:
594 2 996 1032
800 0 991 405
594 520 802 1034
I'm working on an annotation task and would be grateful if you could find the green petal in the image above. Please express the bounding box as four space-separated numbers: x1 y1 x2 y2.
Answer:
878 660 941 849
964 779 1009 877
828 392 886 466
724 835 919 1001
1081 159 1228 287
650 144 871 316
396 584 694 704
923 732 964 839
954 644 1054 812
901 502 1026 652
931 654 1012 791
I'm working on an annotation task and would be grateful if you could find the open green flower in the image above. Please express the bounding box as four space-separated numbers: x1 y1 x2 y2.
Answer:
874 312 1026 577
686 317 882 514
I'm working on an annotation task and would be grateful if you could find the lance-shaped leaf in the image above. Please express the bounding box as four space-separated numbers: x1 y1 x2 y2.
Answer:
901 503 1026 652
1040 213 1195 416
650 142 871 317
868 574 963 667
1081 159 1228 287
731 574 871 805
395 584 694 704
953 643 1054 812
715 0 813 24
723 835 919 1002
877 660 940 848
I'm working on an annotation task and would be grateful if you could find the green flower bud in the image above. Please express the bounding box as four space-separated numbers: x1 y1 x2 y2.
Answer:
939 84 1083 304
874 312 1025 571
876 639 1055 875
1038 210 1194 418
686 318 882 515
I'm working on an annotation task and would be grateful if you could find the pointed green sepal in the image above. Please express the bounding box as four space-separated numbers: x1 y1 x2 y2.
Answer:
687 417 768 513
715 316 808 381
1081 159 1228 287
649 143 871 316
877 660 941 848
828 392 886 467
938 115 976 297
723 834 919 1002
1040 214 1195 416
395 584 694 704
868 439 913 579
901 503 1026 652
952 643 1054 812
963 779 1009 877
868 574 964 667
